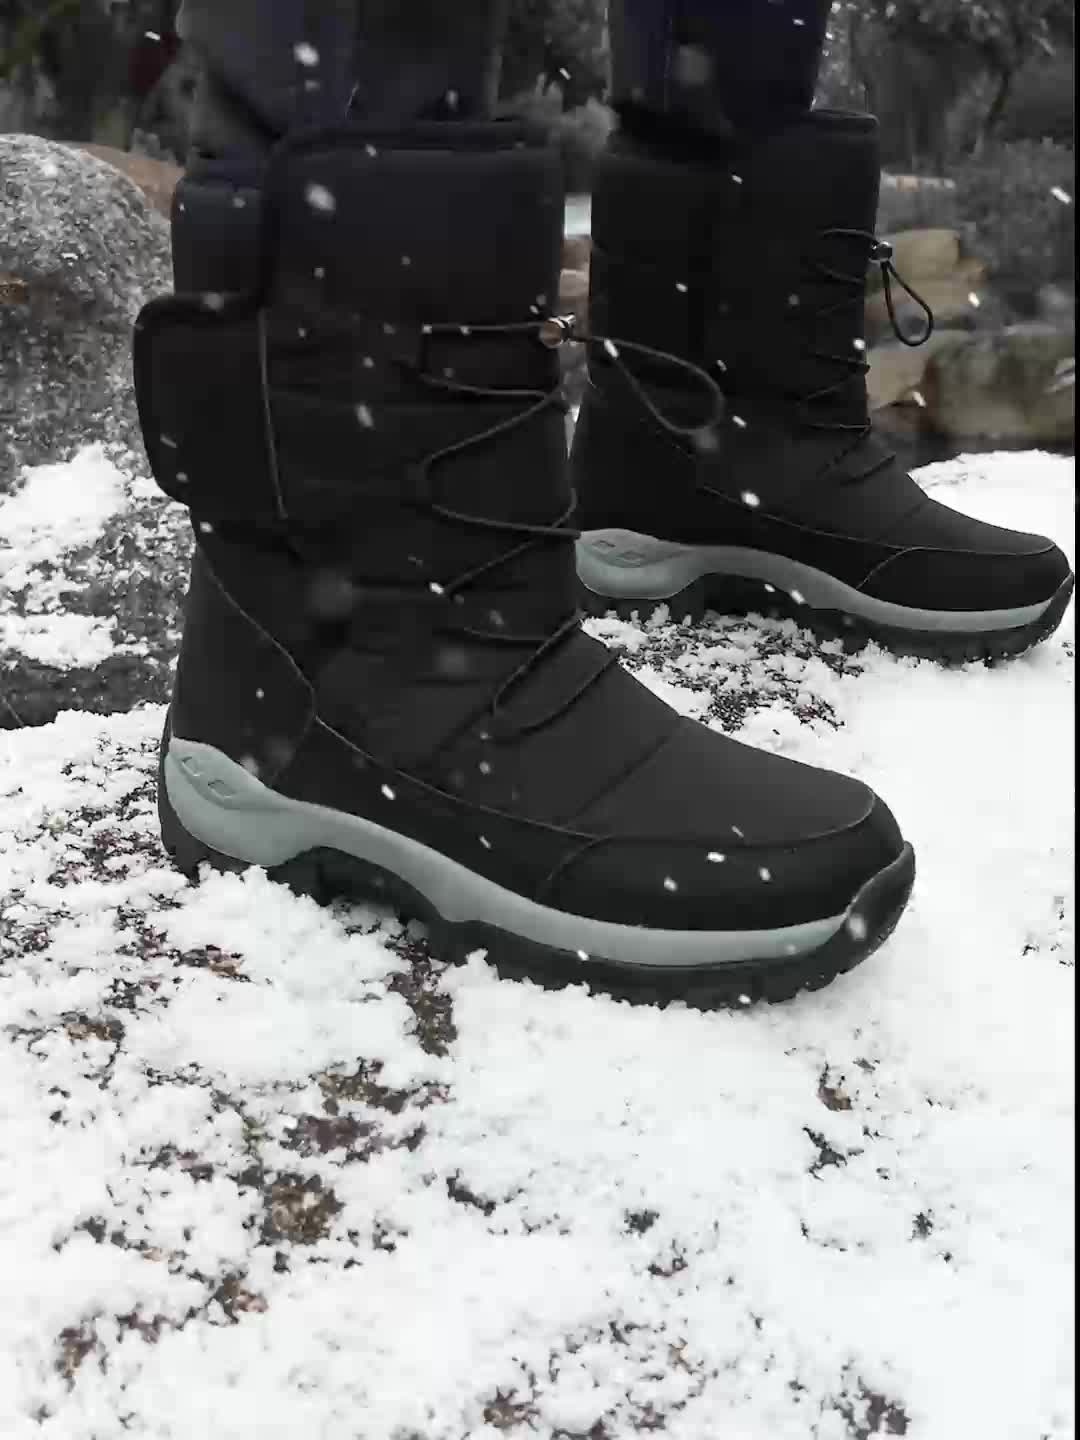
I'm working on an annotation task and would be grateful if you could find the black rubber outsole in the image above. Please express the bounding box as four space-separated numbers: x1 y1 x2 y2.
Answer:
158 741 916 1010
580 570 1075 665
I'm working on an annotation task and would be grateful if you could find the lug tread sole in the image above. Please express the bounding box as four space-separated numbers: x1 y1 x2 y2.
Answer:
158 744 915 1010
580 571 1075 665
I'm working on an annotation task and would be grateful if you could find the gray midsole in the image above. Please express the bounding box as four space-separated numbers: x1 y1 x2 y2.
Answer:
165 737 848 970
577 529 1050 634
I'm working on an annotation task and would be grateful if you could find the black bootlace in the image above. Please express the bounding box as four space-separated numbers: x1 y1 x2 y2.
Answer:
400 316 725 737
797 228 934 483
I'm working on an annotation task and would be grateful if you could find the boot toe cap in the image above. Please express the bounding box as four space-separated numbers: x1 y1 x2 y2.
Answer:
554 722 906 934
549 791 902 934
861 536 1071 614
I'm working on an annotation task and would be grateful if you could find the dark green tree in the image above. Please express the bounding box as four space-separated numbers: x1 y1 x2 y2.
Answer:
825 0 1074 170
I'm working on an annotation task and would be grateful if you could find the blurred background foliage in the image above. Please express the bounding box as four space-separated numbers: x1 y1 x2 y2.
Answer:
0 0 1074 296
1 0 1073 168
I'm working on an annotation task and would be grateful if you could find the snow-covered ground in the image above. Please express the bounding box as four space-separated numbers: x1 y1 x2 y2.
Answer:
0 449 1074 1440
0 445 189 728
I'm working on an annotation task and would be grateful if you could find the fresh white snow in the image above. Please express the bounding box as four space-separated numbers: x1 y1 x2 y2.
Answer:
0 612 118 670
0 447 130 672
0 447 126 584
0 450 1074 1440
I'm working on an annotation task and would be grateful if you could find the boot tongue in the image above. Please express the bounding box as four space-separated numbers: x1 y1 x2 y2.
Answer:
706 110 881 422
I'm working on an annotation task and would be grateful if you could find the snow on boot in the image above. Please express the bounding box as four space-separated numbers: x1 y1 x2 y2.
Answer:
136 122 914 1006
573 111 1074 661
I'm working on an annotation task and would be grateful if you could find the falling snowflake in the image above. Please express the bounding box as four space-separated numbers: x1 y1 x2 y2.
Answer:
604 339 620 359
240 756 261 778
846 913 869 941
255 689 265 701
731 825 745 838
758 867 772 883
576 949 590 962
355 404 374 428
732 415 748 429
305 183 337 214
198 521 214 535
1050 186 1072 205
202 292 226 312
731 174 744 185
293 42 319 66
428 582 446 597
790 590 806 605
479 761 492 776
707 852 726 863
364 143 378 158
479 836 492 850
740 490 760 508
314 266 325 279
853 338 867 352
675 282 689 294
663 877 679 892
362 356 375 369
910 389 927 408
445 89 459 111
737 993 752 1006
968 292 981 308
381 784 396 801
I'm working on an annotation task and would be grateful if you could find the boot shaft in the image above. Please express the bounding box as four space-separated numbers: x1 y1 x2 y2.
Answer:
138 125 584 766
144 124 570 583
589 110 882 422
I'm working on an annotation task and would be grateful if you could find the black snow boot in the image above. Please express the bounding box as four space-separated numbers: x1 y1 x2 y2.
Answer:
136 123 914 1006
573 111 1074 661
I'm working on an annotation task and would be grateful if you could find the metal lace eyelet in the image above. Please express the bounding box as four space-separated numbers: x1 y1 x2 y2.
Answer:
538 315 575 348
873 239 894 264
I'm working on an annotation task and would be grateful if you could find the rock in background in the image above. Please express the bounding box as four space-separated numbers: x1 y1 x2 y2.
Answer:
865 226 1073 452
0 445 190 731
72 143 182 219
0 137 187 732
921 326 1075 446
0 135 172 489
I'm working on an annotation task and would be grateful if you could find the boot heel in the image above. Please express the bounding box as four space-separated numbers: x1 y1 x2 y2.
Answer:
576 531 708 622
157 717 246 878
578 577 706 623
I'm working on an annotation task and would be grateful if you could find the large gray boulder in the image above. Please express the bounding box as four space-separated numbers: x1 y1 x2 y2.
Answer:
1 137 185 732
0 134 172 492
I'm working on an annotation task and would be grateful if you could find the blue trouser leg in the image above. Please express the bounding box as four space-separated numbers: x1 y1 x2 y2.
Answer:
176 0 506 160
177 0 831 157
